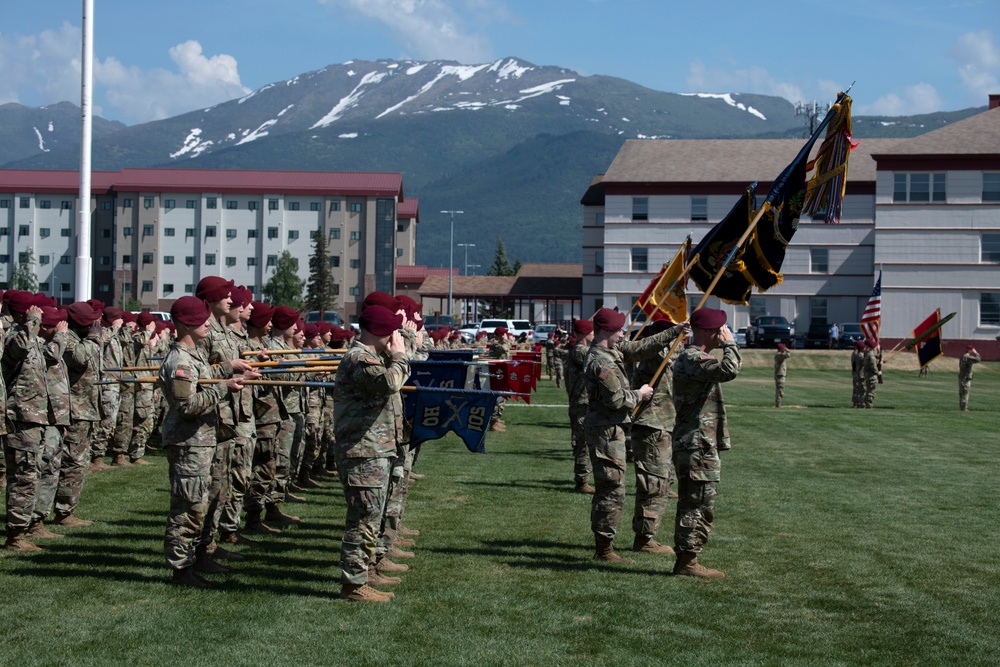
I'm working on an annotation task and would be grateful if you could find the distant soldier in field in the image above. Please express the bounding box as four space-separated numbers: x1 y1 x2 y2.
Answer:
958 345 981 411
565 319 595 494
862 339 880 409
851 341 865 407
487 326 512 432
671 308 741 578
550 332 566 388
774 343 790 408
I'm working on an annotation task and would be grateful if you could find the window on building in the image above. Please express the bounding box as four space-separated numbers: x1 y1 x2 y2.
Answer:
247 257 257 267
810 248 829 273
226 229 237 239
205 254 216 266
100 201 112 211
310 202 321 212
163 284 174 295
595 250 604 275
329 256 340 268
60 228 71 237
60 282 70 292
630 247 648 272
164 227 175 237
58 256 68 266
983 173 1000 202
38 282 49 292
350 231 360 241
184 284 194 292
248 201 259 211
810 298 828 326
185 228 195 238
246 284 256 293
349 287 360 296
893 173 946 203
164 199 175 210
19 251 31 264
632 197 648 221
981 234 1000 263
61 201 72 211
269 199 279 211
310 229 319 240
225 257 236 267
266 255 277 267
749 297 766 320
186 200 197 209
288 230 299 240
330 228 341 240
0 199 9 208
99 256 110 266
122 255 132 266
691 197 708 221
40 228 50 238
0 228 7 237
226 200 237 210
248 229 258 238
142 280 153 293
122 198 134 208
98 284 110 293
142 253 153 265
123 282 132 293
143 224 154 237
330 201 340 212
350 202 362 213
980 293 1000 326
186 256 195 266
205 226 217 238
40 200 51 209
123 227 133 237
144 197 154 209
350 259 360 269
396 248 403 257
268 227 278 239
397 222 405 232
206 198 217 209
20 197 30 208
164 256 174 265
40 255 50 265
18 225 30 237
100 228 111 238
289 202 301 211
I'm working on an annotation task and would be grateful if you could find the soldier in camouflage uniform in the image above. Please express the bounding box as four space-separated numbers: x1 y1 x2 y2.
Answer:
565 319 595 494
487 326 512 432
123 311 159 466
265 306 305 510
629 318 689 556
334 304 409 602
774 343 790 408
91 307 125 467
159 296 256 588
550 332 566 388
862 339 880 409
958 345 981 411
105 311 137 469
671 308 741 578
583 307 676 563
850 340 865 408
297 323 329 489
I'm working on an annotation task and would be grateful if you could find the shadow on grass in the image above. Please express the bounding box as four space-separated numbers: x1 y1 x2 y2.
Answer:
485 448 571 462
459 478 578 492
423 539 672 576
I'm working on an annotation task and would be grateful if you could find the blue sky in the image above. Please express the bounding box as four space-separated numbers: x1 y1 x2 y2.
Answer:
1 0 997 125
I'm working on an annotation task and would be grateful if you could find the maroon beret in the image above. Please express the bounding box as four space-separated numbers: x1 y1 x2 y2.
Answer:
6 291 38 314
137 311 157 328
247 302 274 329
593 308 626 332
66 302 102 327
229 286 247 309
359 305 403 336
494 326 508 336
304 323 321 339
240 286 253 308
316 321 332 335
271 306 300 331
195 276 235 304
35 293 56 308
85 299 106 312
102 306 125 325
40 306 68 327
573 319 594 336
690 308 727 330
296 318 306 334
329 326 351 343
154 320 170 333
170 296 212 328
475 331 487 341
363 291 398 311
122 311 138 324
854 340 865 351
777 343 788 352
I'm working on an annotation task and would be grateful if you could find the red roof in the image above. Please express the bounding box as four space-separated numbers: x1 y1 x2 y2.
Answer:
398 197 419 221
395 265 456 280
0 169 119 194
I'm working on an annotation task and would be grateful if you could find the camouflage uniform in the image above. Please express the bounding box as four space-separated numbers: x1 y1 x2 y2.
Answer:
774 348 790 407
850 348 865 407
544 337 555 379
91 326 123 460
218 323 257 538
862 347 879 408
57 326 103 519
159 342 234 571
629 326 685 542
487 336 511 428
381 328 420 551
671 341 741 554
551 340 566 388
32 331 71 525
109 326 137 460
129 329 157 461
958 350 981 411
243 335 284 521
565 339 592 488
266 335 301 500
334 338 409 587
583 329 677 541
299 350 328 481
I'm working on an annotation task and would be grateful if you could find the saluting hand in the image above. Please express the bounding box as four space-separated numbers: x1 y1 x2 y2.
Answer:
55 320 69 334
387 330 405 356
719 325 734 343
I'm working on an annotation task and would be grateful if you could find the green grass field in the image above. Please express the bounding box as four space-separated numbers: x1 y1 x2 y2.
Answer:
2 353 999 666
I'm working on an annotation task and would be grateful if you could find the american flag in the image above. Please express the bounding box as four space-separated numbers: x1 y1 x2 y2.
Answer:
860 271 882 345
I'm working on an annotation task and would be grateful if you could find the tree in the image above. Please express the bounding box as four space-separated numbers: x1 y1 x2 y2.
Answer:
9 249 38 291
305 228 338 313
262 250 305 309
488 237 515 277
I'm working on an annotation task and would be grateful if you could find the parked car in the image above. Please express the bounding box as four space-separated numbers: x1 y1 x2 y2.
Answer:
734 327 748 348
838 322 865 349
803 323 830 349
132 310 171 322
422 314 456 333
305 310 345 327
747 316 795 348
533 323 559 342
473 318 534 340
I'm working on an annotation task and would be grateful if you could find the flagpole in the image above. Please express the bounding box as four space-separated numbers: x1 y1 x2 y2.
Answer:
629 238 691 338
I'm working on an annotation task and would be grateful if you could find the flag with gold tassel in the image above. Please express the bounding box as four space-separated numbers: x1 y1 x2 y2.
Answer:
689 184 758 304
645 236 691 322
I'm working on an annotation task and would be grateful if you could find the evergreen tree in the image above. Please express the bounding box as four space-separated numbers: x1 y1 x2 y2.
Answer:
305 228 338 313
488 237 514 277
512 258 523 275
9 249 38 291
262 250 305 309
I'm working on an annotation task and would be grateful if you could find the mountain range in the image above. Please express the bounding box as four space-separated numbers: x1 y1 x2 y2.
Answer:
1 57 985 269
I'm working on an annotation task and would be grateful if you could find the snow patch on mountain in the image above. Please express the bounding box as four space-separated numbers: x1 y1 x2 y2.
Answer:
312 71 388 127
33 127 49 152
682 93 767 120
170 128 214 158
239 83 275 104
489 58 531 80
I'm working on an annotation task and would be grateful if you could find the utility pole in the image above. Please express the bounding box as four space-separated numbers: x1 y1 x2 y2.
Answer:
441 210 463 317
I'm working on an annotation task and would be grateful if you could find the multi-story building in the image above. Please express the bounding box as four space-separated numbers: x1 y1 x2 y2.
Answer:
1 168 416 321
583 96 1000 355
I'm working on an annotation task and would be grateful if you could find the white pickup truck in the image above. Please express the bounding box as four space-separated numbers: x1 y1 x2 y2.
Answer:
460 318 534 343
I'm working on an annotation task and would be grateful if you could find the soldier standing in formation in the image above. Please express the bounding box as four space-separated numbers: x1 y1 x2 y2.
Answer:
774 343 790 408
850 340 865 407
958 345 981 411
671 308 741 578
564 319 595 494
486 327 511 432
862 340 880 409
550 332 565 388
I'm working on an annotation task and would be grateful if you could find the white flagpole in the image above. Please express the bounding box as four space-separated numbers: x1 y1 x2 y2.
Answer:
76 0 95 300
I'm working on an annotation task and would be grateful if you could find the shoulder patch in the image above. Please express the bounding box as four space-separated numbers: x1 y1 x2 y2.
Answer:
364 355 379 364
599 368 610 379
174 368 191 379
699 353 715 361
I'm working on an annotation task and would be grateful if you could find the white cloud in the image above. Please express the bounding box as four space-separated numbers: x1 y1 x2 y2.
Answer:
0 24 249 124
686 60 804 104
323 0 498 62
858 84 943 116
948 30 1000 105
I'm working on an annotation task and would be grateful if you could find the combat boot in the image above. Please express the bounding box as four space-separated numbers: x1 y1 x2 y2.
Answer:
244 512 281 535
193 554 231 574
375 557 409 573
220 531 259 546
111 453 133 467
26 522 64 540
171 567 211 588
131 457 153 466
387 545 415 559
52 513 94 528
339 583 393 602
489 419 506 433
632 535 674 555
284 490 307 503
397 524 420 537
593 535 634 563
408 472 425 481
265 505 301 525
574 482 596 494
208 542 245 562
368 568 402 587
667 489 679 500
393 535 416 548
4 531 42 552
298 474 323 489
672 551 725 578
88 456 111 472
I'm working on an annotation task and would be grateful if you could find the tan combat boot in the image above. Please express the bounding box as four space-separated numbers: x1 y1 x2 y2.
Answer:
193 555 231 574
393 535 416 548
593 536 634 563
632 535 674 555
220 531 259 546
89 456 111 472
4 531 42 552
574 482 596 494
376 557 409 573
265 505 301 525
52 514 94 528
298 474 323 489
111 453 133 467
131 457 153 466
673 551 725 578
387 545 415 559
26 522 64 540
244 511 281 535
171 567 211 588
397 524 420 537
368 568 402 587
339 583 393 602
